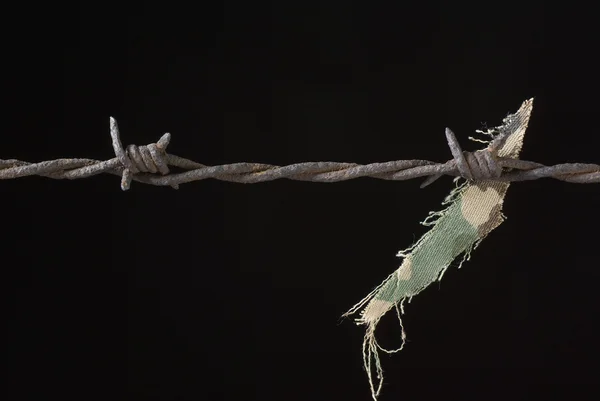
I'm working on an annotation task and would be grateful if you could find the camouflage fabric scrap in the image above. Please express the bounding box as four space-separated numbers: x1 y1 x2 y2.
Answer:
344 99 534 400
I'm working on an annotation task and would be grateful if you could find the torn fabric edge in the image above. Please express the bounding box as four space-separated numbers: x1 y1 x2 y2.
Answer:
343 99 534 400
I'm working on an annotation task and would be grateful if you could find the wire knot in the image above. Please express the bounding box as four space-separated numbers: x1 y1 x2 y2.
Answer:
110 117 176 191
444 128 502 181
420 128 504 188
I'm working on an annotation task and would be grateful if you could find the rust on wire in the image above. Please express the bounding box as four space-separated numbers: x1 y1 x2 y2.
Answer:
1 117 599 191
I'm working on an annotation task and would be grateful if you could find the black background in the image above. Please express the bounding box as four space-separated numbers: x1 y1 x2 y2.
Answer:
4 2 600 401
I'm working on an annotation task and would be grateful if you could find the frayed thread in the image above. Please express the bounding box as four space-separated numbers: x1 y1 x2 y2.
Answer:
357 300 407 401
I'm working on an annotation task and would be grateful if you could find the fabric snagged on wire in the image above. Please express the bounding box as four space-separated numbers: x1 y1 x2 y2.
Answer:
344 99 534 400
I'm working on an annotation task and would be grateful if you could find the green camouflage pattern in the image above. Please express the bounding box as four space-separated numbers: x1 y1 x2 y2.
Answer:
344 99 534 400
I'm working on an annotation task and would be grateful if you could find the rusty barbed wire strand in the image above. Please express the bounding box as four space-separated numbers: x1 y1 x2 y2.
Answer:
1 117 599 191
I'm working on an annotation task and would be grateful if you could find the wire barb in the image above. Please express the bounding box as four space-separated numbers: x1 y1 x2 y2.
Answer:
1 118 599 190
110 117 175 190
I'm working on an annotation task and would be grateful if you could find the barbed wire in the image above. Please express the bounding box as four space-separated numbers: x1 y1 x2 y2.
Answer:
1 117 599 191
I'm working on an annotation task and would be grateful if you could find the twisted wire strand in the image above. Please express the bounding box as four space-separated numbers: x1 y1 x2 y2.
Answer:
1 118 599 191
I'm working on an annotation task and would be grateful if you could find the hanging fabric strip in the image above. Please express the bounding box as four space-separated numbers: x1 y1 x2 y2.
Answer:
344 99 534 400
